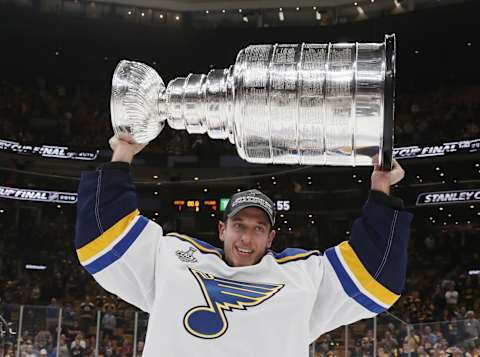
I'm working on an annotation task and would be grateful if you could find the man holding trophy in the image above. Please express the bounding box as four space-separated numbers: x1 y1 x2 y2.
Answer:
75 35 413 356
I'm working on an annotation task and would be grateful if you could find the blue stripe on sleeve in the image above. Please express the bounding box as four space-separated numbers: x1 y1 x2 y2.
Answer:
84 216 149 274
325 248 386 314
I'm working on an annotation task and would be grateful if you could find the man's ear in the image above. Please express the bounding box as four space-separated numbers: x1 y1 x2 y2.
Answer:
267 228 276 248
218 220 226 242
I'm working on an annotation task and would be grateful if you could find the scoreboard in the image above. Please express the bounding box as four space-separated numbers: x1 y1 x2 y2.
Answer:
173 199 291 212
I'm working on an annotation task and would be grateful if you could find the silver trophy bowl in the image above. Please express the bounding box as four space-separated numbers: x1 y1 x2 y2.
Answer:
111 34 396 170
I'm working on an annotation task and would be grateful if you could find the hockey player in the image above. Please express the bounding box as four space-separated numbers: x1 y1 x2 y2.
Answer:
75 134 413 356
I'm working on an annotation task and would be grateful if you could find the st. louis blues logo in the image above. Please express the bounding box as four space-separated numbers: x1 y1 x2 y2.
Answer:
184 268 284 339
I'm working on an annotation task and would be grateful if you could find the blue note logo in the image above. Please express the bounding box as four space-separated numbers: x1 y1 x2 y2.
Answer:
184 268 284 339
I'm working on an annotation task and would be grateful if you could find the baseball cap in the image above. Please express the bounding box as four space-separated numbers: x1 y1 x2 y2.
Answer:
223 189 275 226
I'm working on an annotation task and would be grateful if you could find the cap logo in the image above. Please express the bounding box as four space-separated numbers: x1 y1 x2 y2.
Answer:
231 195 273 216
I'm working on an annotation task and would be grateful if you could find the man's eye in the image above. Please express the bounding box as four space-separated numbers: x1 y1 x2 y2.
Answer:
255 226 265 232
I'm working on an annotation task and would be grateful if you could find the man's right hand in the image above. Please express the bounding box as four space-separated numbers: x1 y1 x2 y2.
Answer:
109 134 147 164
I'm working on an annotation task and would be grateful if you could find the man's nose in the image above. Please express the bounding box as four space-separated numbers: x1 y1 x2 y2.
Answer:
240 232 253 244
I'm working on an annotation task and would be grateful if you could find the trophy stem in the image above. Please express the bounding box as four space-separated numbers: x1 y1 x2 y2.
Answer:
164 67 235 143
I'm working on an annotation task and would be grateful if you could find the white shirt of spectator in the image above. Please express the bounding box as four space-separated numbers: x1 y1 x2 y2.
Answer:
445 290 459 304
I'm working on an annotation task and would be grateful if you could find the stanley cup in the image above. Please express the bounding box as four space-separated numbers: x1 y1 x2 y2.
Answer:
111 34 396 169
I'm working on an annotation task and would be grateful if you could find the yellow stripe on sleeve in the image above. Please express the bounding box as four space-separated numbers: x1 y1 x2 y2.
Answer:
338 241 399 306
77 209 140 263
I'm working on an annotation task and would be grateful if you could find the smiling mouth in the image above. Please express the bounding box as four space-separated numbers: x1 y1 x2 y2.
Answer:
235 246 253 256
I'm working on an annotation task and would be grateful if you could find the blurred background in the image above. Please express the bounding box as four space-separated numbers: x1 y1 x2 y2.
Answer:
0 0 479 356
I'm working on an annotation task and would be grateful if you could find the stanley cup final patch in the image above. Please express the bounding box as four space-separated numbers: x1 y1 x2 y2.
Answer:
176 247 198 263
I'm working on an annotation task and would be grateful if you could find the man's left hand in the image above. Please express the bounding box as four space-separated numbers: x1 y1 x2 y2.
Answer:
370 159 405 195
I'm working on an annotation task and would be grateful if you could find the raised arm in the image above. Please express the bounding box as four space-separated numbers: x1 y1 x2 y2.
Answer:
308 160 413 340
75 135 162 312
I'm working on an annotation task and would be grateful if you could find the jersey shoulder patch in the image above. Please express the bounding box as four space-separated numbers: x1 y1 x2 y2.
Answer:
166 232 224 258
269 247 322 264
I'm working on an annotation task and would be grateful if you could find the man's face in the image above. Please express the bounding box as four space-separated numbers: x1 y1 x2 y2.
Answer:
219 207 275 267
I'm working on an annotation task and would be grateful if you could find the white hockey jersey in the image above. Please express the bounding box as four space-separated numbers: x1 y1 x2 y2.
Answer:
75 162 413 357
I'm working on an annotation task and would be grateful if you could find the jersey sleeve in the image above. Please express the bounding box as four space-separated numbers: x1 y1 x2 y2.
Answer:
74 162 163 313
308 191 413 342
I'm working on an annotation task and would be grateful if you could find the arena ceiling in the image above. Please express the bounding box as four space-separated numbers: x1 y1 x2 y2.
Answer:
92 0 467 11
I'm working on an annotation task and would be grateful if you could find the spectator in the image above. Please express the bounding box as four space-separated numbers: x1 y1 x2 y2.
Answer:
445 282 459 309
78 299 95 335
463 311 480 350
101 305 117 340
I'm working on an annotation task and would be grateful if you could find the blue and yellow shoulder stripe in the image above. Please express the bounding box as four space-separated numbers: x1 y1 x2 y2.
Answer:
76 209 149 274
325 241 400 313
166 233 321 265
268 248 321 264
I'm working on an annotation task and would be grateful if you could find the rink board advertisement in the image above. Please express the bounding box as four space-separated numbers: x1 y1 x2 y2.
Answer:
0 186 77 204
416 189 480 206
0 139 99 160
393 138 480 159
